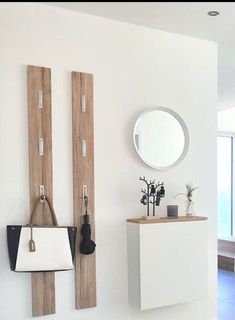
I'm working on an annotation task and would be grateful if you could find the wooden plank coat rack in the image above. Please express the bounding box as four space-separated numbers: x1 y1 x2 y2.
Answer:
27 65 55 317
72 72 96 309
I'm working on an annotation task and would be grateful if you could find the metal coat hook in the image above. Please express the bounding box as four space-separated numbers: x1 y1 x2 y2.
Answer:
38 138 44 156
37 90 43 109
40 195 46 203
82 185 88 200
39 185 45 203
82 185 89 218
84 195 88 215
81 140 87 157
81 95 86 112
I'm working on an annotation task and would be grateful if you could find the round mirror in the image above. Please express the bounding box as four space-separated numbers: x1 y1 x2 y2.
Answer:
133 107 189 170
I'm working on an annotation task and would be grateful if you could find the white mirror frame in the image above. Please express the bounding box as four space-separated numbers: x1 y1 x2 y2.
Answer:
133 107 189 170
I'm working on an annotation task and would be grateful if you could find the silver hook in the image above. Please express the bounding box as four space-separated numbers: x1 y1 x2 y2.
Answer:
39 185 45 203
40 195 46 203
82 185 88 215
84 195 88 214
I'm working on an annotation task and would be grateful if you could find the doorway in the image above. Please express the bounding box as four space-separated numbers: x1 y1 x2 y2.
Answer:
217 109 235 320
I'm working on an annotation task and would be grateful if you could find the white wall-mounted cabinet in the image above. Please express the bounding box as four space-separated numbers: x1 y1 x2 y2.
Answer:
127 217 208 310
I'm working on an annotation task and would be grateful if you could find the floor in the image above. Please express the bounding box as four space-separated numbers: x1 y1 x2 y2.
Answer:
218 268 235 320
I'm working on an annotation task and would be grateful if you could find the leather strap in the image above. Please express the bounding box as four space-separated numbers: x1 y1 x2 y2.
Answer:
29 196 58 226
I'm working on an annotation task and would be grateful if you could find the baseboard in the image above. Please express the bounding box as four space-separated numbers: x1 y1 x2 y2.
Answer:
218 255 235 271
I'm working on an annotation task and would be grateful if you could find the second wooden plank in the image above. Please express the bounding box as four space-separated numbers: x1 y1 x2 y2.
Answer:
72 71 96 309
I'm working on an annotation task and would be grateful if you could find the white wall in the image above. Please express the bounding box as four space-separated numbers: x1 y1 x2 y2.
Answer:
218 45 235 111
218 108 235 132
0 3 217 320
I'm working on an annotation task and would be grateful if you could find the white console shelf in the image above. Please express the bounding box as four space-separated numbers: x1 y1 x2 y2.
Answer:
127 216 208 310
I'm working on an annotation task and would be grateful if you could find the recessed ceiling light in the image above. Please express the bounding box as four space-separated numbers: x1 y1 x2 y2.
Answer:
207 11 220 16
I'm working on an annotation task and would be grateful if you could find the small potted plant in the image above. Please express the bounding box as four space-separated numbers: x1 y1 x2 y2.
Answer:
175 183 199 217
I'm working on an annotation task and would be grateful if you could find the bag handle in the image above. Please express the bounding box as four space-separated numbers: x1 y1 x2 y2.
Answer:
29 196 58 227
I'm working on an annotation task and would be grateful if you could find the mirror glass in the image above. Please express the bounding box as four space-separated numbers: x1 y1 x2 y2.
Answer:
133 107 189 169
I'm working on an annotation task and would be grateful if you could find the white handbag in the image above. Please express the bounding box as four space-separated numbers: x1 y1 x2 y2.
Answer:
7 196 77 272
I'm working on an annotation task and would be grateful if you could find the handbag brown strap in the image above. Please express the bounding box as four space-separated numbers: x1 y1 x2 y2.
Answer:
29 196 58 227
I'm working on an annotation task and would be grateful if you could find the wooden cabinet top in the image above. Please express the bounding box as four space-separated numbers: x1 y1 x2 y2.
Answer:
127 216 208 224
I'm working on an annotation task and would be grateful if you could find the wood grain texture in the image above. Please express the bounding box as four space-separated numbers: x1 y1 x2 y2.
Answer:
127 216 208 224
72 72 96 309
27 65 55 317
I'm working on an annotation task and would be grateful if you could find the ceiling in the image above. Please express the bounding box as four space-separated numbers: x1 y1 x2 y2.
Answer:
45 2 235 110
